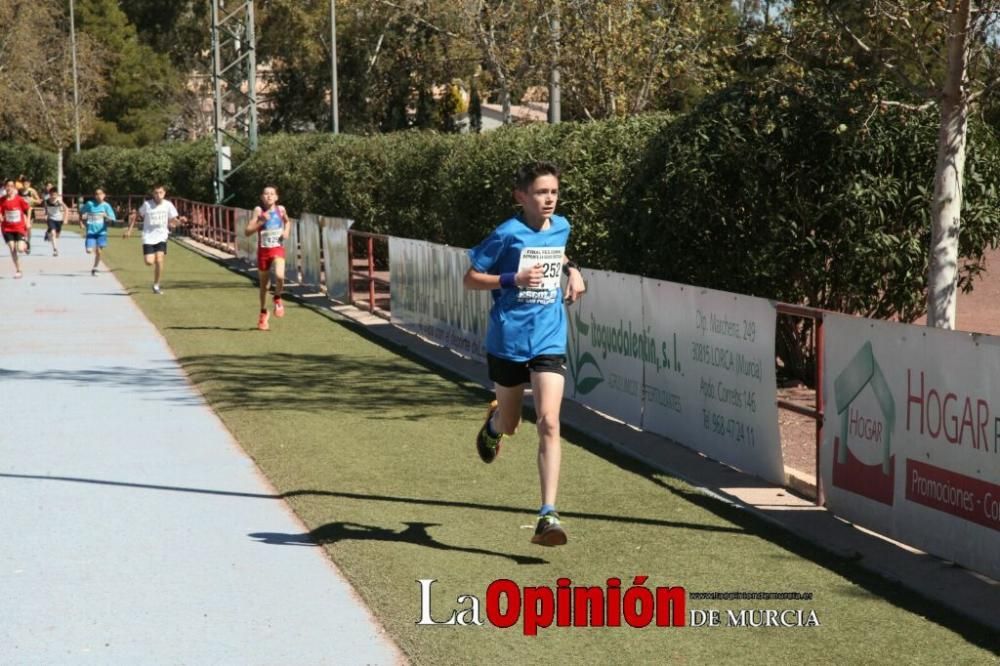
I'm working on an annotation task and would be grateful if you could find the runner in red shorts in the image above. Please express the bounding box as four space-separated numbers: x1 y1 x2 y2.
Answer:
1 180 31 278
244 185 290 330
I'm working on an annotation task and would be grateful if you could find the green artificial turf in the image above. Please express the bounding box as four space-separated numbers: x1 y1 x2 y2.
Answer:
102 236 1000 665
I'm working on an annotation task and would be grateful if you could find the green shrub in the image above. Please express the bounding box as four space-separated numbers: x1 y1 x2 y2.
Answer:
66 139 217 199
0 143 58 185
623 71 1000 316
57 79 1000 383
620 71 1000 377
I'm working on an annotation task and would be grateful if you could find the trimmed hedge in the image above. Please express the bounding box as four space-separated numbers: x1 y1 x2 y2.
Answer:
0 144 58 186
620 72 1000 324
68 139 216 202
61 75 1000 344
64 115 674 271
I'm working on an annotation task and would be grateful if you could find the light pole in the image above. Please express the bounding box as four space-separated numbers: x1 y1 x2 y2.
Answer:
69 0 80 153
548 2 560 124
330 0 339 133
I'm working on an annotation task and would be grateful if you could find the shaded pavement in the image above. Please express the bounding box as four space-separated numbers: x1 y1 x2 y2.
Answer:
0 228 402 664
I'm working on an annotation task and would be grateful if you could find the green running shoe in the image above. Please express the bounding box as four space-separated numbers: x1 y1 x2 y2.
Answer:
476 400 503 463
531 511 567 546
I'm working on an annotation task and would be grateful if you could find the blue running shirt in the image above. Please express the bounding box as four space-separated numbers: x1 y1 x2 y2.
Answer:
468 214 571 361
82 201 116 236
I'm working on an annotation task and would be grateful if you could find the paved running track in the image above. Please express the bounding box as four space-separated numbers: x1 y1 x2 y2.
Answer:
0 228 402 664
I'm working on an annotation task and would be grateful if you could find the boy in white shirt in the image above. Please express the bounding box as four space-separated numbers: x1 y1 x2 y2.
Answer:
126 184 186 294
43 188 67 256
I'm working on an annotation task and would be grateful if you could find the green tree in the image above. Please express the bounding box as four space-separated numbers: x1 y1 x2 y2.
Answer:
254 1 473 132
0 0 106 180
119 0 210 70
77 0 182 147
253 0 331 132
335 1 478 132
461 0 548 125
772 1 1000 328
555 1 740 119
469 81 483 132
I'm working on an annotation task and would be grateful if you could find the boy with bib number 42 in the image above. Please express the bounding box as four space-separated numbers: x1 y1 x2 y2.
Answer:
245 186 290 331
463 161 586 546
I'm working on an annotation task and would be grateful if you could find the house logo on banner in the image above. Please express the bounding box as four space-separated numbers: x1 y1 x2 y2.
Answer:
832 341 896 506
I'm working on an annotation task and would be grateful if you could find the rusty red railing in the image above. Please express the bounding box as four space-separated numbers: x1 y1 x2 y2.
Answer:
347 230 390 316
173 198 242 254
775 303 825 506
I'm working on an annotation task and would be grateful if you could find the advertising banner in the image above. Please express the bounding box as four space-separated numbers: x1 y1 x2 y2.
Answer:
642 281 783 485
234 208 254 265
822 313 1000 580
389 237 490 360
565 270 645 427
320 216 354 303
298 213 322 288
285 217 300 283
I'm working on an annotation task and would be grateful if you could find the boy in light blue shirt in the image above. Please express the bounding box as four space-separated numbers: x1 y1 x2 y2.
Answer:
463 161 586 546
80 188 116 276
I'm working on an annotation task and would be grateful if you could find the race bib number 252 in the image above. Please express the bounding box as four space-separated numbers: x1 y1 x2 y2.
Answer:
517 246 564 291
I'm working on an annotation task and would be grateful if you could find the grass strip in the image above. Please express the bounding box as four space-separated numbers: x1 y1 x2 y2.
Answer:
103 236 1000 665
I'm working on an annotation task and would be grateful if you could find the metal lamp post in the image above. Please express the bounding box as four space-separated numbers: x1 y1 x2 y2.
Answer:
69 0 80 153
330 0 339 134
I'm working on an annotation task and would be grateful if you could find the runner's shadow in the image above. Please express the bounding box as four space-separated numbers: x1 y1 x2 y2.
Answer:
249 521 548 565
158 281 249 290
168 325 258 332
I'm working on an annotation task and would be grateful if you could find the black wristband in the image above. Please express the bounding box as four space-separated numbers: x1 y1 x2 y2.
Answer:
563 260 579 276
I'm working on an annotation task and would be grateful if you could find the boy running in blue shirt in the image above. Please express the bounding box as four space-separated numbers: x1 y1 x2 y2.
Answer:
463 161 586 546
80 188 115 276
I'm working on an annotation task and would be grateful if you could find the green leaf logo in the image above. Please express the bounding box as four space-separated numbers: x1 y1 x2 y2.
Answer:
568 307 603 397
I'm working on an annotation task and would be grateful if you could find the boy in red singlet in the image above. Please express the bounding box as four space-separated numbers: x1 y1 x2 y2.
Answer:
244 186 290 331
2 180 32 278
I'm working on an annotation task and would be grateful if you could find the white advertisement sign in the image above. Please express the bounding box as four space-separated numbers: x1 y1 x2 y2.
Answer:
387 238 783 485
234 208 254 265
285 217 300 283
389 237 490 360
298 213 323 288
565 270 645 427
822 314 1000 580
320 215 354 303
642 281 783 485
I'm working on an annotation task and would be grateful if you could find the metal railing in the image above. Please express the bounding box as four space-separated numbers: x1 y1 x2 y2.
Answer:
174 198 242 254
775 303 825 506
347 230 390 316
53 194 144 225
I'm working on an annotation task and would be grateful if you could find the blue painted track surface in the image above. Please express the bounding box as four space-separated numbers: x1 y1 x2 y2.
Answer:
0 229 401 664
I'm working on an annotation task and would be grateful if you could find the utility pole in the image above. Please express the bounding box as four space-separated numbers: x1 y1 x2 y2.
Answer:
330 0 339 133
69 0 80 153
211 0 258 204
548 2 561 124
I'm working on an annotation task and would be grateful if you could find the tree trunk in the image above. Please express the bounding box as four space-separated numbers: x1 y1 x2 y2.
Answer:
927 0 973 329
